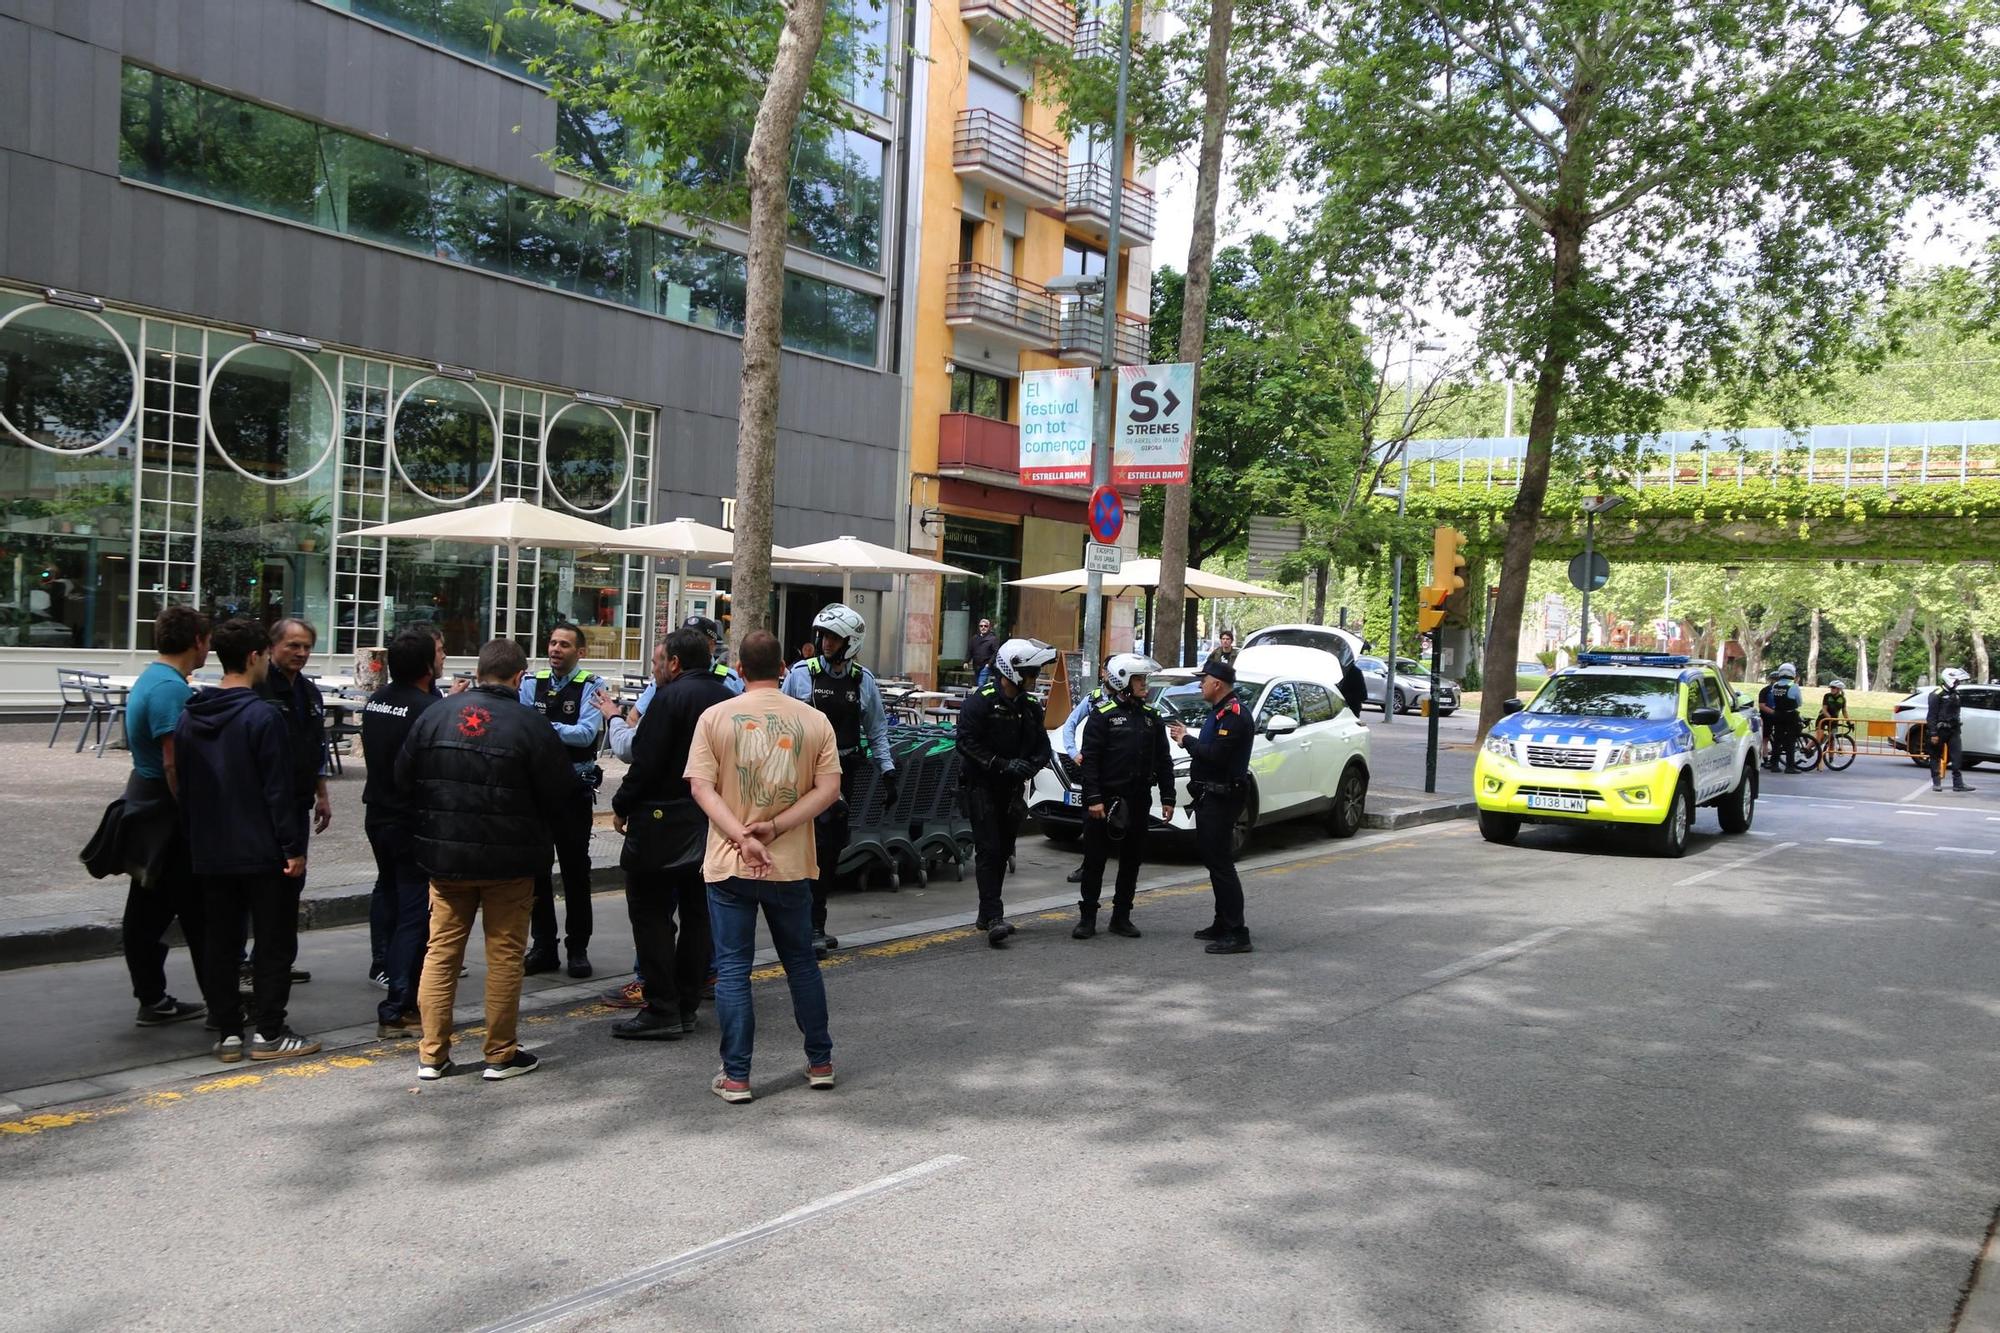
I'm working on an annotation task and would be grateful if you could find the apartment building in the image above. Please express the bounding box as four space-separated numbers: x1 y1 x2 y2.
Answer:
895 0 1154 682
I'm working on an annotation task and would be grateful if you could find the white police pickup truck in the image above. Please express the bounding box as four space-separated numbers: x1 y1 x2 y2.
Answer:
1472 652 1761 857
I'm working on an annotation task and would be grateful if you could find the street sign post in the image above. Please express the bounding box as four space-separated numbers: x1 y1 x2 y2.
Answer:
1113 362 1196 485
1085 542 1123 574
1019 367 1095 486
1087 485 1124 545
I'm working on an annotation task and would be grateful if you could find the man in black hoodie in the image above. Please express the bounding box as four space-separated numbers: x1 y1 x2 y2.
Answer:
360 629 439 1039
173 616 317 1065
608 627 737 1040
397 638 578 1082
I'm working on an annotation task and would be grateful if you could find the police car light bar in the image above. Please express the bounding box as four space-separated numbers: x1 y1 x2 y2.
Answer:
1576 651 1690 668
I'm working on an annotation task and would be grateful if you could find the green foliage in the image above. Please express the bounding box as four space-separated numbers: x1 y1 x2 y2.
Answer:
1138 237 1371 563
508 0 870 230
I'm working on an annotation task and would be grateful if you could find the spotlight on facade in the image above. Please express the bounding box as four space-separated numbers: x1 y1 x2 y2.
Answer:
42 287 104 312
254 329 323 353
431 362 478 382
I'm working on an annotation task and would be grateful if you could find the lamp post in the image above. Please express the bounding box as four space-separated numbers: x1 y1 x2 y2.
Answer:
1578 494 1625 651
1378 336 1444 724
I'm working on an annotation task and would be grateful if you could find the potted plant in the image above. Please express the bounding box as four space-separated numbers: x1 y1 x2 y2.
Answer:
288 496 333 553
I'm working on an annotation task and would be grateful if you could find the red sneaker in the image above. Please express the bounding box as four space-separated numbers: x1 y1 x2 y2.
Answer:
807 1063 835 1090
602 980 645 1009
711 1071 752 1104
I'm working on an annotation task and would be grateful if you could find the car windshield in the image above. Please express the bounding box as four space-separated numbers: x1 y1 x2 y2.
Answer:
1154 677 1260 724
1249 629 1338 652
1526 674 1679 721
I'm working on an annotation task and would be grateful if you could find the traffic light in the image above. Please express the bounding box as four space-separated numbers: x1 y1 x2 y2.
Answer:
1416 589 1446 634
1430 526 1468 598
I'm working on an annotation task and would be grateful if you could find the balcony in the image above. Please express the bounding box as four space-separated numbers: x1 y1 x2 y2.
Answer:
938 412 1022 477
1064 162 1156 245
946 263 1060 347
954 109 1067 208
960 0 1077 44
1048 306 1149 367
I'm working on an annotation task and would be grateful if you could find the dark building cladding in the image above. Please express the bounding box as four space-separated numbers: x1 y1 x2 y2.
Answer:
0 0 908 676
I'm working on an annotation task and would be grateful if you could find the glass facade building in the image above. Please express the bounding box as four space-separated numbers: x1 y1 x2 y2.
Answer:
0 285 655 661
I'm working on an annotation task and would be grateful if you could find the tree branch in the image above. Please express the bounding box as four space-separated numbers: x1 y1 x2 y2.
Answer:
1418 0 1565 118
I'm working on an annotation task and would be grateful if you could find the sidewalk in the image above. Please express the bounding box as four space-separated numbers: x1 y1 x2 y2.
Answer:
0 722 1473 971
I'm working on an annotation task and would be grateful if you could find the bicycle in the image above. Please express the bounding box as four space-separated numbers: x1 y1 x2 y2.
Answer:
1811 716 1857 772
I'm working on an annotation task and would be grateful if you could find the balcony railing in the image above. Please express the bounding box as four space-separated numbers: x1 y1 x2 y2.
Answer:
1049 306 1149 366
954 109 1068 208
1074 18 1110 58
1063 162 1156 244
960 0 1077 44
946 263 1060 346
938 412 1022 475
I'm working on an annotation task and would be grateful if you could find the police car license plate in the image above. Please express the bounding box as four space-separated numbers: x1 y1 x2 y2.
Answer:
1063 791 1083 807
1527 793 1587 813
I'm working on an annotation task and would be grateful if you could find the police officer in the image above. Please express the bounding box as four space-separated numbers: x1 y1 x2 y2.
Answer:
781 604 896 958
1762 663 1803 772
955 638 1057 948
1057 663 1109 884
1928 667 1977 793
1169 657 1254 955
521 622 599 978
1074 653 1174 941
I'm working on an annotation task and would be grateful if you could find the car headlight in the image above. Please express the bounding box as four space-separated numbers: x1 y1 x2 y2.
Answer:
1482 737 1512 759
1608 740 1668 768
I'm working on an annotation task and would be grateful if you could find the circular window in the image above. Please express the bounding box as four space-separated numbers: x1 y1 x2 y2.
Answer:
542 402 629 514
0 303 140 453
390 377 498 505
203 343 339 484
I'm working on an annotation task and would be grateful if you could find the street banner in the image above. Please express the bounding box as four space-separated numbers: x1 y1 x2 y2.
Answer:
1019 367 1095 485
1114 362 1195 485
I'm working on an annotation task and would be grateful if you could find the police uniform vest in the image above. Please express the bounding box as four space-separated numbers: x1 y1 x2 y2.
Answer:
533 668 599 764
808 656 865 758
711 661 732 683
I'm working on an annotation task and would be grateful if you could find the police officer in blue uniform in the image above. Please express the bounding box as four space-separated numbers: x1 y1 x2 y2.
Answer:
521 622 599 978
781 603 896 958
1169 658 1255 954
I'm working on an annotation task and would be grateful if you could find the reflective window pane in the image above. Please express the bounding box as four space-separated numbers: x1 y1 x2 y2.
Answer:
380 488 493 656
783 273 879 365
318 131 434 254
199 467 335 633
647 233 747 333
0 435 136 649
0 306 136 451
206 345 339 482
118 68 319 221
429 164 512 273
832 0 892 115
789 125 884 270
544 403 627 512
393 377 497 503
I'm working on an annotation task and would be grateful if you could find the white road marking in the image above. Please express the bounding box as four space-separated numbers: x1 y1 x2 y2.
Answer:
1423 926 1571 982
1899 781 1937 804
476 1155 969 1332
1675 840 1799 887
1894 809 1938 818
1826 837 1884 846
1767 794 1984 816
1936 846 1998 857
1748 830 1777 837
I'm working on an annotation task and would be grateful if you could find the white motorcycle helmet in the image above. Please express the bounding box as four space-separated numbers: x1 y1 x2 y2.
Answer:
1775 662 1798 679
1942 667 1972 688
811 603 866 663
994 637 1058 687
1103 653 1161 695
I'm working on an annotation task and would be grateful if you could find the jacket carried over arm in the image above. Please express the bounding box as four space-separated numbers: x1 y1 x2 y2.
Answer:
397 684 579 881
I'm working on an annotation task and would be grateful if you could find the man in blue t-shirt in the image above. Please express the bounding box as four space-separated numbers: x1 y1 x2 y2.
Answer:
121 605 214 1028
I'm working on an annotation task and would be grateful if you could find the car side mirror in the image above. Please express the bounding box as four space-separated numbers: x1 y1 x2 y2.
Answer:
1735 698 1756 712
1501 697 1526 715
1264 714 1300 737
1689 706 1722 727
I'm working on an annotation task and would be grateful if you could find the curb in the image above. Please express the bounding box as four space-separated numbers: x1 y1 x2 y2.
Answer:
0 859 623 974
1360 797 1477 831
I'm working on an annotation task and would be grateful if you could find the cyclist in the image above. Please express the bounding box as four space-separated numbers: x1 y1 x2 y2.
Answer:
1814 679 1849 745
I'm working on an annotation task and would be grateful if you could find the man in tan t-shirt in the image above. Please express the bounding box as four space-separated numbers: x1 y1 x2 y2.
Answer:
686 630 843 1104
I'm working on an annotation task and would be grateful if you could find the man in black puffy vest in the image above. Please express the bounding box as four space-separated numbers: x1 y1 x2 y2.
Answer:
398 638 578 1082
780 603 896 958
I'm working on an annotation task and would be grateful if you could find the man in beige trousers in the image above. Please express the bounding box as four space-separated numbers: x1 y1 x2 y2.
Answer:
396 639 580 1081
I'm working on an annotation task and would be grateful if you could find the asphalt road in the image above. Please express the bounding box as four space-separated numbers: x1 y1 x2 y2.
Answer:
3 752 1996 1332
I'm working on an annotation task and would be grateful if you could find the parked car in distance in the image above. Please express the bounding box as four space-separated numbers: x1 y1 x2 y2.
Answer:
1892 683 1997 769
1355 655 1459 716
1517 660 1551 680
1028 644 1372 855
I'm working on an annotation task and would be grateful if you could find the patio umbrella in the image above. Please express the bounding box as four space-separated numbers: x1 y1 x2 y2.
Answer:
602 517 818 626
777 534 974 604
348 497 630 643
1009 558 1291 600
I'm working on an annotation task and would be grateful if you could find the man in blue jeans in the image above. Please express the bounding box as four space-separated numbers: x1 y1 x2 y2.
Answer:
685 630 843 1104
360 629 439 1038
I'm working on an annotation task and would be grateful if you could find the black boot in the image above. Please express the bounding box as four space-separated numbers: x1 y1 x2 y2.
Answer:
611 1008 681 1041
1193 922 1227 941
1954 779 1976 792
1066 864 1085 884
1107 914 1141 938
523 949 561 976
1072 904 1097 940
1205 929 1253 955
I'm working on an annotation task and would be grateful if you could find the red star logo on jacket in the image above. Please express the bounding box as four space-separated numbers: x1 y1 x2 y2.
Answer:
457 705 492 739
